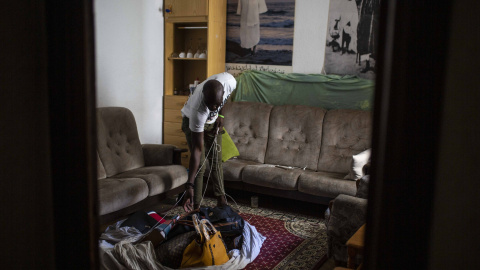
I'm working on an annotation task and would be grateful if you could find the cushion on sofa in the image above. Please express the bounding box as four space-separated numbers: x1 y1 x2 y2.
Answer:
142 144 175 166
242 165 303 190
98 177 149 215
298 171 357 197
112 165 187 196
317 109 372 174
97 107 145 177
223 102 273 163
264 105 326 171
223 158 263 182
344 148 371 180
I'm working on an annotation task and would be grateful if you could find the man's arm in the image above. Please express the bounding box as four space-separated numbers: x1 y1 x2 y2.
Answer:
215 107 225 134
183 130 203 212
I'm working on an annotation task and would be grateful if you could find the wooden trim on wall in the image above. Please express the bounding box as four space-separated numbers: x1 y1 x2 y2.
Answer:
364 0 452 269
45 0 99 268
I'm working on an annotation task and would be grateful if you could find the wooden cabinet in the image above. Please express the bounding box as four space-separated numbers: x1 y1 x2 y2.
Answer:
163 95 190 167
164 0 208 19
163 0 226 168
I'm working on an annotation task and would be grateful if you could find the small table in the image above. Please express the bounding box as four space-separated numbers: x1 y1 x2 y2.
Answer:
346 224 366 269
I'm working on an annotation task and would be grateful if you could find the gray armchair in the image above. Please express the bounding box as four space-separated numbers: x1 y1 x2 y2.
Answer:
325 164 370 265
96 107 188 224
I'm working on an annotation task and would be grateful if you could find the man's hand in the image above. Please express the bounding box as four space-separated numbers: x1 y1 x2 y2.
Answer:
183 188 194 212
214 116 224 134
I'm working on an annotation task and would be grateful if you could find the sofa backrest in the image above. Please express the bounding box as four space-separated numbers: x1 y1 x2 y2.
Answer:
97 152 106 179
264 105 327 170
223 101 273 163
97 107 145 177
317 109 372 173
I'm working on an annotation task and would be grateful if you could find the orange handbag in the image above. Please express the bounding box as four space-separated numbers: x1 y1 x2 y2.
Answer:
180 214 230 268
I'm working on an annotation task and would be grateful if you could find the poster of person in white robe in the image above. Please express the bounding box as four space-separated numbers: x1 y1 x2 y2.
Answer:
226 0 296 74
324 0 381 80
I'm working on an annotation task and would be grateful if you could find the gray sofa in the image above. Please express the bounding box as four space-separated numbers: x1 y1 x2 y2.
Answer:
96 107 188 224
221 101 372 204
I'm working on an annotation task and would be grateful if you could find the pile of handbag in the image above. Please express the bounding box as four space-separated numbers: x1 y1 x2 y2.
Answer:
98 204 265 270
156 205 245 269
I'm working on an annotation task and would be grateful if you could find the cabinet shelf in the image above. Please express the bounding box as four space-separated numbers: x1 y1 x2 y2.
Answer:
168 57 207 61
178 26 208 29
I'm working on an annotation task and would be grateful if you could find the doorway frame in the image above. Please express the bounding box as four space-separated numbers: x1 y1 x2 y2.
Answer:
46 0 99 268
365 0 452 269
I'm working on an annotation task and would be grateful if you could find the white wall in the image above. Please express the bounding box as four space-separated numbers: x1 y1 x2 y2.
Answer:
94 0 330 141
94 0 164 144
292 0 330 74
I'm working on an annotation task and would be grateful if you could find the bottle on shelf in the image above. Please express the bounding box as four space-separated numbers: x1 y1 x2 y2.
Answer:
189 84 195 96
194 77 200 87
174 88 178 95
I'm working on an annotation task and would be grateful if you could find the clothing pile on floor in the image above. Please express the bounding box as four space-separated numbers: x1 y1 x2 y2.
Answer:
99 205 266 270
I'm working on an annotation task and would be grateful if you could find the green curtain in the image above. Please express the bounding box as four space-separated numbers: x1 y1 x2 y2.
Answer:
232 70 374 110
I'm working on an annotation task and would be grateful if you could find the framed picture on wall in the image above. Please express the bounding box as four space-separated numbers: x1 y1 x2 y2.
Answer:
324 0 381 80
226 0 296 74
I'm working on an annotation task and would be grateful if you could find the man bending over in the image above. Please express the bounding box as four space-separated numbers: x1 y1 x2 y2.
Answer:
180 72 236 212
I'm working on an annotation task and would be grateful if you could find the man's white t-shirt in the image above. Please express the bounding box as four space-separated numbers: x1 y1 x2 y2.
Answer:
181 72 236 132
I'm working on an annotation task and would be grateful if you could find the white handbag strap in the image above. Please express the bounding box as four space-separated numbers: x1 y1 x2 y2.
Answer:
200 219 218 235
192 214 205 243
200 220 210 242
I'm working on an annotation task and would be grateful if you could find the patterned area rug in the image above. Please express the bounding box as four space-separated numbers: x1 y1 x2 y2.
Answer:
165 198 328 270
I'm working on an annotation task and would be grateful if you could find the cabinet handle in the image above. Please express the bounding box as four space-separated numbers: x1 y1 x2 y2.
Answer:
181 142 187 145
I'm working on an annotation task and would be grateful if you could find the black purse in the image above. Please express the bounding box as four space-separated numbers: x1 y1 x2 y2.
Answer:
200 205 244 236
168 205 245 240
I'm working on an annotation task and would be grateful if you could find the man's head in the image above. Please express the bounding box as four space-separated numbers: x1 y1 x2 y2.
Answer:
203 80 224 111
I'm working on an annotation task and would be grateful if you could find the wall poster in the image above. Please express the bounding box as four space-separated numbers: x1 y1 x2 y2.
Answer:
324 0 381 80
226 0 296 75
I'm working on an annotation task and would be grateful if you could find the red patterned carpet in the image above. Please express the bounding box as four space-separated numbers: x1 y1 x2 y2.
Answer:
240 213 305 270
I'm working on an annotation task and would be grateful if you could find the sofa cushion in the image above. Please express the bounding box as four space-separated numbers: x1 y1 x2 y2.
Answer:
223 101 273 163
97 152 106 180
113 165 187 196
264 105 326 171
97 107 145 177
298 171 357 197
98 177 149 215
317 109 372 174
242 165 303 190
223 158 263 182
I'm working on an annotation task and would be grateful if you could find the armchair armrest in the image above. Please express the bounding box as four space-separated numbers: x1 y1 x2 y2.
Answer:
173 148 188 165
142 144 184 166
328 194 367 235
327 194 367 262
